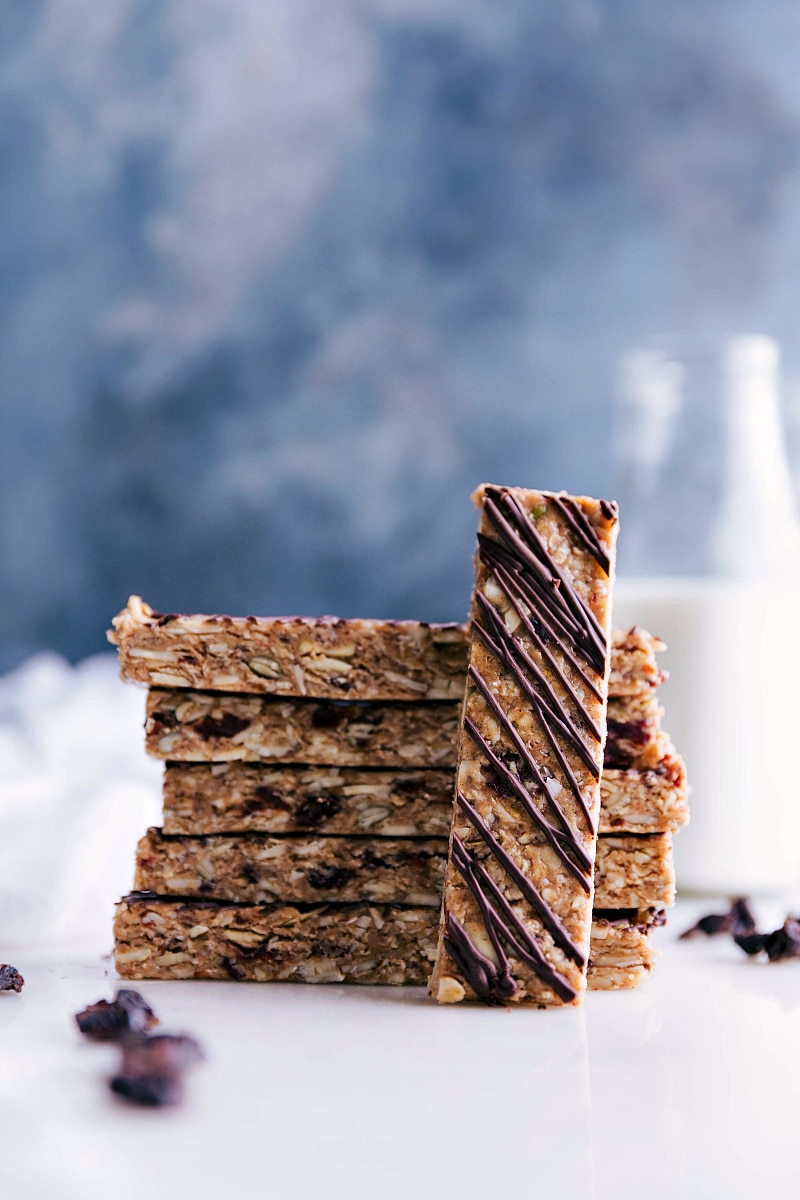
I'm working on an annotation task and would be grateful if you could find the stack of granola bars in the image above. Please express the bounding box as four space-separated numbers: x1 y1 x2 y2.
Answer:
110 569 688 993
110 595 466 985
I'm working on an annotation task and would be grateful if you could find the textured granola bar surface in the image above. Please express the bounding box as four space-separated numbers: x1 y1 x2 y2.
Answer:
599 750 689 834
115 897 661 990
110 595 466 700
148 688 661 770
430 486 618 1006
133 828 672 910
162 764 453 837
135 828 446 907
605 693 670 769
594 834 676 908
161 748 686 838
146 690 459 767
114 897 439 984
608 628 666 696
110 597 661 702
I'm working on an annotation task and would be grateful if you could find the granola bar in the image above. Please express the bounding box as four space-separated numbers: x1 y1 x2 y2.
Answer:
111 598 662 703
134 828 446 906
133 828 672 910
146 690 459 767
429 486 618 1006
594 834 675 908
599 749 689 834
587 963 652 990
608 628 666 696
605 693 670 769
586 906 662 991
148 687 660 770
114 896 439 985
162 764 454 837
162 753 687 837
114 896 662 989
110 595 466 701
590 907 663 968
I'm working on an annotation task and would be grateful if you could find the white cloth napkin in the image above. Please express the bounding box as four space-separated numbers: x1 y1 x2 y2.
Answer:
0 653 161 949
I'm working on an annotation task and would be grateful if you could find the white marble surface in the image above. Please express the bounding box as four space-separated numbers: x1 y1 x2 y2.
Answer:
2 901 799 1200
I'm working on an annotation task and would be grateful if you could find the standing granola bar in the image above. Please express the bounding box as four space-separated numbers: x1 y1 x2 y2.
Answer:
429 485 618 1005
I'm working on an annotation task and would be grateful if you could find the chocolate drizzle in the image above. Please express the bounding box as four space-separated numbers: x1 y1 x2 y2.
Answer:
442 486 613 1003
446 831 577 1004
550 495 612 575
464 691 592 884
456 792 584 964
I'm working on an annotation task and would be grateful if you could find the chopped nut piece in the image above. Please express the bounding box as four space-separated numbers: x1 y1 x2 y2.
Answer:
247 657 283 678
436 976 466 1004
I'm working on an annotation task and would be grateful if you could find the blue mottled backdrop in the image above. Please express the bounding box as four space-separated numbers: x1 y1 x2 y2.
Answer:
4 1 800 667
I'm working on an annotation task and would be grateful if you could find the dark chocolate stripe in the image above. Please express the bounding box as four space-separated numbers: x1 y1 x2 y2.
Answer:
482 487 606 676
471 612 592 766
472 595 598 827
457 791 585 965
449 842 516 1000
449 837 576 1003
444 912 514 1003
464 710 591 885
526 692 595 832
486 488 609 665
491 567 602 733
475 591 601 754
472 611 599 781
551 494 611 575
500 490 608 648
478 531 587 650
475 592 598 746
488 556 603 702
478 534 605 678
466 851 577 1001
466 665 593 875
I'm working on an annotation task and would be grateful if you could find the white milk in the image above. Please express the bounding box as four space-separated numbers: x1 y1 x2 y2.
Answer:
615 577 800 894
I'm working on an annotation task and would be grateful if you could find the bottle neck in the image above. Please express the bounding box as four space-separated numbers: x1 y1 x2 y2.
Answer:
712 336 800 579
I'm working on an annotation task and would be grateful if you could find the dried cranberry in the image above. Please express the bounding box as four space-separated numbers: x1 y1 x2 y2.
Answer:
110 1034 203 1108
307 866 353 890
76 990 158 1041
0 965 24 993
294 793 341 827
195 713 251 740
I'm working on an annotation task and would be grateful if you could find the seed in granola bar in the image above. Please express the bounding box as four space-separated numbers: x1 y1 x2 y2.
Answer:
75 989 158 1041
0 965 24 993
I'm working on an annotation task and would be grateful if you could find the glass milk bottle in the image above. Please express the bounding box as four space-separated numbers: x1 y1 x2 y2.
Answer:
613 335 800 894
